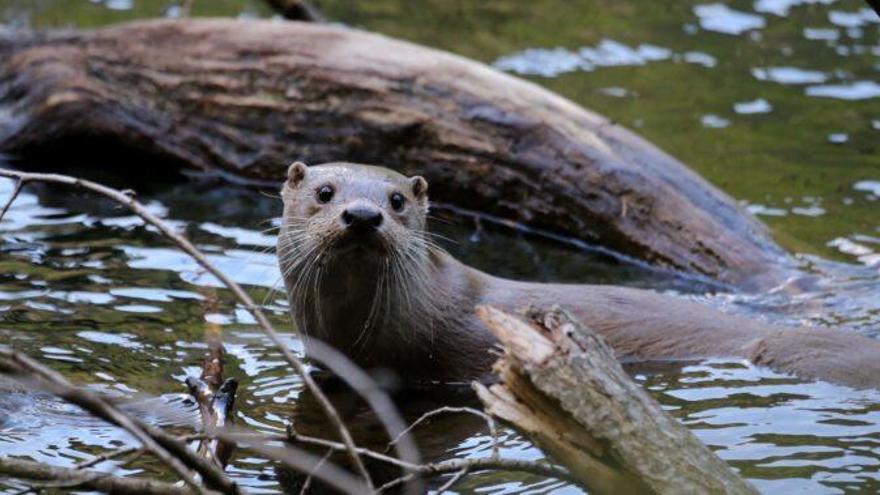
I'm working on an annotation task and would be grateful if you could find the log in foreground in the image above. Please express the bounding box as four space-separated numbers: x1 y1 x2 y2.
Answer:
475 305 758 495
0 19 795 289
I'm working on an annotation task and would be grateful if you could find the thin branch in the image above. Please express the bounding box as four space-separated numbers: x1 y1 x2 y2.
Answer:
0 352 211 494
74 446 144 470
0 351 238 494
0 178 22 222
0 457 197 495
214 430 368 494
299 448 333 495
434 467 469 494
373 474 414 494
305 340 422 485
75 434 207 471
0 167 373 490
282 428 575 486
386 406 499 460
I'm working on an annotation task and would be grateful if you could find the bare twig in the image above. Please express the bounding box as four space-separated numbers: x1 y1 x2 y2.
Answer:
434 467 469 494
73 434 205 472
299 448 333 495
0 351 216 494
0 179 22 222
0 168 374 490
215 430 369 494
0 456 197 495
386 406 499 460
74 446 145 471
282 428 575 486
305 340 421 490
373 474 414 494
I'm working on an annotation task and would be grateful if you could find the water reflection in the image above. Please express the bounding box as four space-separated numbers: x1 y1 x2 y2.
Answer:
637 359 880 493
493 39 720 77
693 3 766 35
1 167 879 492
734 98 773 114
0 0 879 492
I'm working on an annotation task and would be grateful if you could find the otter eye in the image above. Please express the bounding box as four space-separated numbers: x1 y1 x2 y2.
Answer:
390 192 405 211
316 185 334 204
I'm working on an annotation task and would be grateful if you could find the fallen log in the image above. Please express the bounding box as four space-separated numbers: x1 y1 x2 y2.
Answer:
474 305 758 495
0 18 795 289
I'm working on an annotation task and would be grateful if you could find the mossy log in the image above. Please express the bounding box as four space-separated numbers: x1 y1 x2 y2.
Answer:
0 19 794 288
475 305 758 495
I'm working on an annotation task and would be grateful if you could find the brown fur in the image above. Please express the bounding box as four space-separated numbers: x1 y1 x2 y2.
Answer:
279 162 880 389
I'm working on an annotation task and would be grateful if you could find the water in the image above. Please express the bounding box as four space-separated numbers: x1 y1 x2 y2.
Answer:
0 0 879 493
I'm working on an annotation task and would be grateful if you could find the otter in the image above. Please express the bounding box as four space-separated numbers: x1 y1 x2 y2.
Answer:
278 162 880 389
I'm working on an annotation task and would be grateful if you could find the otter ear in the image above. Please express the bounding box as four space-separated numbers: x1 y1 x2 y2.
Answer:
287 161 308 187
410 176 428 200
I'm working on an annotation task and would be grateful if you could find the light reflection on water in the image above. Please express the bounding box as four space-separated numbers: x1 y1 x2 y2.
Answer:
0 169 879 493
0 0 879 493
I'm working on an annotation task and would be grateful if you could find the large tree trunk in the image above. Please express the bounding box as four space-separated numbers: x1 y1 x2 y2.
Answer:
0 19 795 289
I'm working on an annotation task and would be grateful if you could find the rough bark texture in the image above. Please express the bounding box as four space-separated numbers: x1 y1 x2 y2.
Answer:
475 305 758 495
0 19 795 288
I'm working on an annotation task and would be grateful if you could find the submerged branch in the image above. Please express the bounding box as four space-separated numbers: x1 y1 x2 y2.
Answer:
0 457 196 495
0 167 374 490
0 351 237 494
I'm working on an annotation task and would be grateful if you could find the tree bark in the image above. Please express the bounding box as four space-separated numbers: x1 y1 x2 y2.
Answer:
0 19 795 289
475 305 758 495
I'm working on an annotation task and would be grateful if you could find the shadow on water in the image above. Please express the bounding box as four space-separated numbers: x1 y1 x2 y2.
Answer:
0 0 879 493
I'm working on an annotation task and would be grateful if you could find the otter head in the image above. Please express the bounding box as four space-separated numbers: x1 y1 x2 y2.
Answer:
278 161 437 350
279 161 429 262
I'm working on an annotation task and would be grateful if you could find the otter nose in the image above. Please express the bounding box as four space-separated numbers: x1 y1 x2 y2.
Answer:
341 205 383 232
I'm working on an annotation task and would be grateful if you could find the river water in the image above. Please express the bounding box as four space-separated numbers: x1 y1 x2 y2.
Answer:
0 1 878 493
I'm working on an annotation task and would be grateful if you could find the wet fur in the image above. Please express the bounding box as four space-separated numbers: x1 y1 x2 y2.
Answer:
279 162 880 389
